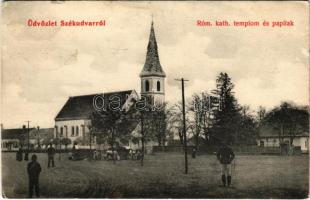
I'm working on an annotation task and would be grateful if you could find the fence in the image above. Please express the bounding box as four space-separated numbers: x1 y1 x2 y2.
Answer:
1 149 72 153
153 145 195 153
153 145 281 155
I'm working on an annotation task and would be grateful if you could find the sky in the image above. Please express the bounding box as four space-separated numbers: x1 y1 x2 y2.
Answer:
1 1 309 128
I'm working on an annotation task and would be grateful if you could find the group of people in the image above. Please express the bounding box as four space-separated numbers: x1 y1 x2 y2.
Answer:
20 142 235 198
129 149 143 160
91 149 142 161
92 149 120 160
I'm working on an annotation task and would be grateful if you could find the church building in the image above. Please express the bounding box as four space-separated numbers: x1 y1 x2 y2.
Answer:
54 21 166 149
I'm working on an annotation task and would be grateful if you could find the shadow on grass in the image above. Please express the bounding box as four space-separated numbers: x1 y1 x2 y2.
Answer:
60 178 309 199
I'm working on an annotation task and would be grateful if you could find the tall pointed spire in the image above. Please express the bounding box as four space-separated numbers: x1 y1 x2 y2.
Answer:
140 21 166 77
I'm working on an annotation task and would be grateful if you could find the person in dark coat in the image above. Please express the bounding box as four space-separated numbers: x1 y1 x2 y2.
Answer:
47 144 56 168
217 142 235 187
16 148 23 161
27 154 41 198
24 150 29 161
192 147 197 158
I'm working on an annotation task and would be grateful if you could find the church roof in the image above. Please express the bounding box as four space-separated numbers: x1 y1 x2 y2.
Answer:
55 90 134 121
140 21 166 78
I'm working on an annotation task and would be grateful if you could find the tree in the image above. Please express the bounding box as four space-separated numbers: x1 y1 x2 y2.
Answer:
52 138 60 146
138 110 148 166
29 128 42 149
210 72 241 145
43 137 54 148
74 137 85 146
263 102 309 146
257 106 266 125
61 138 72 150
163 104 180 145
91 106 134 164
95 133 107 150
189 93 212 149
126 98 174 166
131 136 140 146
168 102 192 145
132 97 157 166
147 103 175 147
234 105 257 145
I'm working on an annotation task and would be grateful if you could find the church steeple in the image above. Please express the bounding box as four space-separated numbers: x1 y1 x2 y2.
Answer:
140 21 166 105
140 21 166 77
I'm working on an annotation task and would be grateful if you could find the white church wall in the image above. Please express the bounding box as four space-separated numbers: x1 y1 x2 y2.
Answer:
55 119 92 148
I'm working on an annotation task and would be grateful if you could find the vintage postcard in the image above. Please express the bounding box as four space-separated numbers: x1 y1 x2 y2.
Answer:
1 1 309 199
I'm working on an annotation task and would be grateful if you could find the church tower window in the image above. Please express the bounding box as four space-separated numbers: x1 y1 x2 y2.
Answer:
157 81 160 91
145 80 150 92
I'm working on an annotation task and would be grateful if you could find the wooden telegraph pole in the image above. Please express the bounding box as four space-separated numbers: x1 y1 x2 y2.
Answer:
23 121 31 161
141 112 145 166
88 125 92 161
26 121 30 151
175 78 189 174
55 126 61 161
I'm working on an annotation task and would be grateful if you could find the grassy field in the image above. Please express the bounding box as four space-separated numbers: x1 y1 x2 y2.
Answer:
1 152 309 198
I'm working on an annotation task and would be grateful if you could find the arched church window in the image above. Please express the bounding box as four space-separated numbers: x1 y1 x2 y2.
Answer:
71 126 75 136
76 126 79 136
60 127 63 137
145 80 150 92
157 81 160 91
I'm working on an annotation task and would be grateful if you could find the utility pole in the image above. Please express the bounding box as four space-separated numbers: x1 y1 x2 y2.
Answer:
26 121 30 150
37 126 40 149
23 121 30 161
55 125 61 161
88 125 92 161
59 134 62 161
141 112 145 166
88 125 92 151
175 78 189 174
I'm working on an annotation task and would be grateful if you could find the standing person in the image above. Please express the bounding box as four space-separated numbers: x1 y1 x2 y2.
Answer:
47 143 56 168
216 142 235 187
24 150 29 161
27 154 41 198
16 148 23 161
192 147 197 158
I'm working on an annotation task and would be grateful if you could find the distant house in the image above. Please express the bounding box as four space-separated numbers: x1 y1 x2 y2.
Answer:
54 90 139 149
1 126 54 151
1 128 26 151
256 125 309 153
